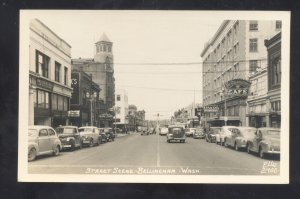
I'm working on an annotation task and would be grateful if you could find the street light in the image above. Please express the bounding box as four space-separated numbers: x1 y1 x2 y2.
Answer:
86 91 97 126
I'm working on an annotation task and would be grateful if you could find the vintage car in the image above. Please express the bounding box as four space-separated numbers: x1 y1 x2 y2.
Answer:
193 127 205 139
215 126 236 145
247 128 280 158
99 132 108 143
103 128 115 141
206 127 221 143
167 125 186 143
78 126 100 147
28 125 62 161
185 128 196 137
159 127 168 136
224 126 257 151
56 126 82 151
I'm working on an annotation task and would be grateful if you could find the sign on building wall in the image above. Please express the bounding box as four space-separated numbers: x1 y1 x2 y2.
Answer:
225 79 251 96
203 106 219 113
71 73 79 104
68 110 80 117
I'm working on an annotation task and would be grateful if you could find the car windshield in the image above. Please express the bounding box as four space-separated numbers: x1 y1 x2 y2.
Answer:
170 128 182 133
104 129 112 133
28 129 38 137
56 127 74 134
79 128 93 132
265 130 280 138
240 128 257 137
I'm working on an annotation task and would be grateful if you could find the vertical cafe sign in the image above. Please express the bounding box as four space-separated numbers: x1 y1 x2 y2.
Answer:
71 72 79 104
225 79 251 96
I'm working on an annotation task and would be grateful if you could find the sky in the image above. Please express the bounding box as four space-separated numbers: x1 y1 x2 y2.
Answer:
24 11 223 120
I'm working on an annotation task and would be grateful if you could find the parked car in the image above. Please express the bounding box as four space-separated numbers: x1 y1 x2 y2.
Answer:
216 126 235 145
56 126 82 151
99 132 108 143
167 125 186 143
224 126 257 151
206 127 221 143
247 128 280 158
103 128 115 141
78 126 100 147
185 128 196 137
159 127 169 136
28 125 62 161
193 127 205 139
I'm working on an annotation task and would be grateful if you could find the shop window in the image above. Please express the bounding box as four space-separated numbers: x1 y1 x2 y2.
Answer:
63 97 69 111
58 95 64 111
37 90 50 109
249 38 258 52
52 94 58 110
36 50 50 78
249 21 258 31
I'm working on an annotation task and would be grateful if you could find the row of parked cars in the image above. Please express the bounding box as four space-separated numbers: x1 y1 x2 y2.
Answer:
205 126 280 159
28 125 117 161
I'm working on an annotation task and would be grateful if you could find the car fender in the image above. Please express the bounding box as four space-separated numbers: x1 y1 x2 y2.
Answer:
52 140 62 151
28 142 39 154
259 142 269 152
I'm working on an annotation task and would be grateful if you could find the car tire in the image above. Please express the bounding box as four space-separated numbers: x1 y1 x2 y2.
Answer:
89 139 94 147
79 141 82 149
234 143 239 151
167 140 170 143
70 141 75 151
53 145 60 156
28 148 37 161
247 144 251 154
259 148 265 159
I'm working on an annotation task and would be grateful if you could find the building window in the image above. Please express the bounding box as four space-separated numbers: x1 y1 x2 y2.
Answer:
276 21 282 30
52 94 58 110
63 97 68 111
64 67 68 85
271 101 281 111
58 95 64 111
55 61 61 82
108 46 111 52
97 45 100 53
270 57 281 87
249 21 258 31
117 95 121 101
36 50 50 78
36 89 49 109
250 60 258 72
103 45 107 52
249 38 258 52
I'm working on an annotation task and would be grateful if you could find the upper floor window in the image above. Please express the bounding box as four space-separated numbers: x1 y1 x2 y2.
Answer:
36 50 50 78
276 21 282 30
270 57 281 87
64 67 68 85
250 60 258 72
249 38 258 52
117 95 121 101
249 21 258 31
55 61 61 82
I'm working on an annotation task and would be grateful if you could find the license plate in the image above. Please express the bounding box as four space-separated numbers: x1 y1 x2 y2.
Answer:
63 145 71 147
83 141 90 144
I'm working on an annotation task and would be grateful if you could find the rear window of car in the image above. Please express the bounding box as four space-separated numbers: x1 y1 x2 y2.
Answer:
28 129 38 137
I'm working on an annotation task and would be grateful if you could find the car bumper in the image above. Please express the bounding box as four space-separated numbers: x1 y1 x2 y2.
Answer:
266 150 280 154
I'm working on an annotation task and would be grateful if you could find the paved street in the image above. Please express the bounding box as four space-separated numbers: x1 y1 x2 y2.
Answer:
28 133 280 175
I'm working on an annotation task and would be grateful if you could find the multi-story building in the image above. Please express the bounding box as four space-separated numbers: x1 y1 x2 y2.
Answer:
201 20 281 128
69 69 103 127
29 19 72 127
115 89 129 124
265 32 281 128
72 33 115 127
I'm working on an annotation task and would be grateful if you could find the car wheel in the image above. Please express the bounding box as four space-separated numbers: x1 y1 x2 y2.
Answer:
53 145 60 156
70 141 75 151
28 148 37 161
247 144 251 154
167 140 170 143
89 139 94 147
79 141 82 149
234 143 239 151
259 148 265 159
182 140 185 143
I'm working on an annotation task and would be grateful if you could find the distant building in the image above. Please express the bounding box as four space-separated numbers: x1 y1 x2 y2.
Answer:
29 19 72 127
200 20 281 127
72 33 115 127
115 89 129 125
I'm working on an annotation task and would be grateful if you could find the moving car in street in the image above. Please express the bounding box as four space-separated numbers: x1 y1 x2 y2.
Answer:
193 127 205 139
224 126 257 151
78 126 100 147
159 127 169 136
166 125 186 143
104 128 115 141
28 125 62 161
185 128 196 137
246 128 280 158
206 127 221 143
56 126 82 151
216 126 235 146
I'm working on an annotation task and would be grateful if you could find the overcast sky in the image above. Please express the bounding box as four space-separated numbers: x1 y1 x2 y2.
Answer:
24 11 223 120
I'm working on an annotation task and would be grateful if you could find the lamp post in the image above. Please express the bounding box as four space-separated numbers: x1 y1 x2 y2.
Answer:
86 91 97 126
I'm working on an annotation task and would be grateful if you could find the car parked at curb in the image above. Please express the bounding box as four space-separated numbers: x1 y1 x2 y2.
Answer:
216 126 235 146
206 127 221 143
223 126 257 151
78 126 100 147
56 126 82 151
104 128 115 141
185 128 196 137
28 125 62 161
246 128 280 158
193 127 205 139
167 125 186 143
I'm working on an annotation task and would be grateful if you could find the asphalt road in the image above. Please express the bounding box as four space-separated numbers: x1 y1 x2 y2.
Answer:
28 132 280 175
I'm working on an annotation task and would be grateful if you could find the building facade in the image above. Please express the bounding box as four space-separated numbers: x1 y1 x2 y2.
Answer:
115 89 129 124
71 33 115 127
265 32 281 128
201 20 281 128
69 69 103 127
29 19 72 128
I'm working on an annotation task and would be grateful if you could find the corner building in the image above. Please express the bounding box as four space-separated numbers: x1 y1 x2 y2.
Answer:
29 19 72 127
201 20 281 127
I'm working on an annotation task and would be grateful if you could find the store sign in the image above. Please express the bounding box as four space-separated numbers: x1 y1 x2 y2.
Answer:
225 79 251 96
68 110 80 117
99 113 113 120
71 73 79 104
36 78 54 91
203 106 219 112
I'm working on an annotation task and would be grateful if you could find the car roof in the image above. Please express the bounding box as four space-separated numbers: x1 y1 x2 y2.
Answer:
56 126 78 128
222 126 238 129
236 126 257 130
